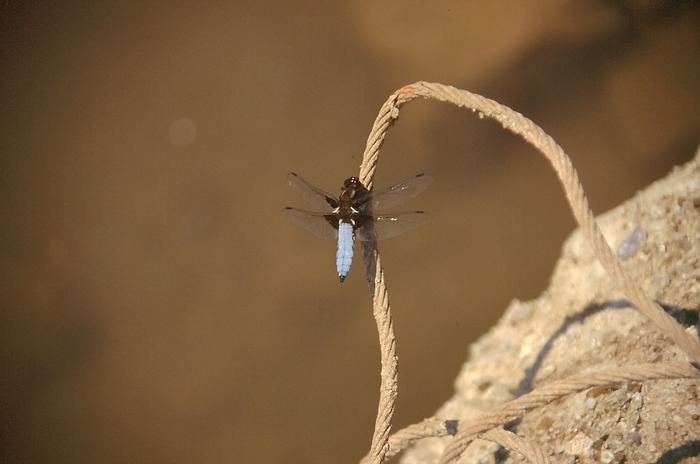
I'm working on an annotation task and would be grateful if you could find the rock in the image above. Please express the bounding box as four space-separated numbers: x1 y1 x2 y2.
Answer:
400 148 700 463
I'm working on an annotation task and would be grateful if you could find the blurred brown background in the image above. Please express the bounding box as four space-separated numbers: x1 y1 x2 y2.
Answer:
1 1 698 463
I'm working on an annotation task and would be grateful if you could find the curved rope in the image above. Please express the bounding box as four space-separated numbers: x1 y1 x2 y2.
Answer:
357 82 700 463
481 428 549 464
438 362 700 463
359 362 698 463
359 87 418 464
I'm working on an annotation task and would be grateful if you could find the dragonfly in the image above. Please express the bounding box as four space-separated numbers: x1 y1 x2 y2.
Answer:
282 172 432 282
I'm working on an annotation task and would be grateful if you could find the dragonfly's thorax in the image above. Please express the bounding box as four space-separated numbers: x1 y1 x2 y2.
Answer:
339 177 364 201
337 177 370 226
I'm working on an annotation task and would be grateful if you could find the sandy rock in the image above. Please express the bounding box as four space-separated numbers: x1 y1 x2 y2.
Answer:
400 149 700 463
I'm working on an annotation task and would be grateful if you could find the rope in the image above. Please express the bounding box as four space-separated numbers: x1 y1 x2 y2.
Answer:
366 254 398 464
358 362 698 463
356 81 700 463
438 362 700 463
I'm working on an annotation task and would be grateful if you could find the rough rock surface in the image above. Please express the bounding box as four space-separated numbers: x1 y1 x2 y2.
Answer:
400 149 700 463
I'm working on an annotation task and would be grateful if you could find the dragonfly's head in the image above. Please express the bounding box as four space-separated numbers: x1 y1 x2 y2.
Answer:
341 177 366 200
343 177 362 188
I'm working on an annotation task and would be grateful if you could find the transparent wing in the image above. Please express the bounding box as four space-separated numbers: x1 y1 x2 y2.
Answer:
281 207 338 240
286 172 337 211
368 174 433 211
357 211 432 241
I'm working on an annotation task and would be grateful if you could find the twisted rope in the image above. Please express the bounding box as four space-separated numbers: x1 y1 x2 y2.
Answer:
366 254 398 464
359 362 698 463
357 81 700 463
358 87 418 464
480 428 549 464
438 362 700 463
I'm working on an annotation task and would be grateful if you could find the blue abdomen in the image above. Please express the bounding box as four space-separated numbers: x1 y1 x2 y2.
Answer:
336 222 354 282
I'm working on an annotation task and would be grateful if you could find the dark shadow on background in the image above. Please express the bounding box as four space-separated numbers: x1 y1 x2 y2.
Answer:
360 225 378 296
515 299 634 397
658 302 700 328
653 439 700 464
515 298 700 397
500 299 700 462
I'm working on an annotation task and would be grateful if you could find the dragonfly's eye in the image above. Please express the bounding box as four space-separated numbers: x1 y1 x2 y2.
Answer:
346 177 365 190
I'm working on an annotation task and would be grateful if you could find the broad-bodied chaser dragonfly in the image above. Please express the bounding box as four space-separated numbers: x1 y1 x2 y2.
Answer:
282 172 432 282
